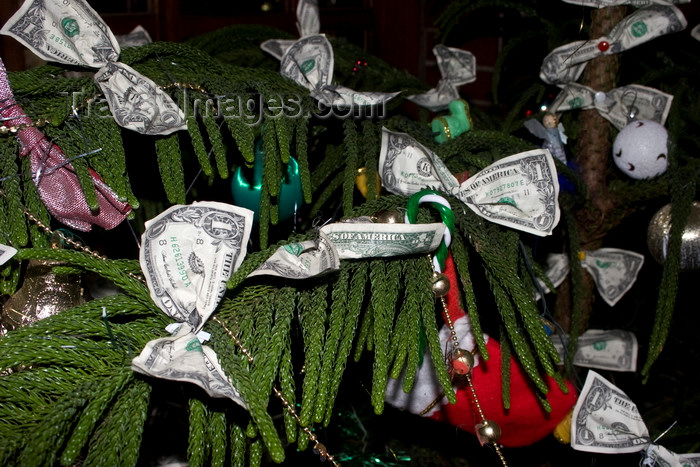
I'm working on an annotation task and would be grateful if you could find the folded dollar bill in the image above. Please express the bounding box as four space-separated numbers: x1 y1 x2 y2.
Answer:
572 370 650 453
581 248 644 306
1 0 185 135
551 329 638 372
379 128 560 237
534 253 570 300
408 45 476 111
573 371 700 464
540 4 687 84
132 323 246 407
140 202 254 331
279 34 400 108
535 249 644 306
550 83 673 129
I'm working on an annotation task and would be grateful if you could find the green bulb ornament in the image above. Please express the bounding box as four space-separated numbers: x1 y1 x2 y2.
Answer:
231 139 303 222
431 99 472 143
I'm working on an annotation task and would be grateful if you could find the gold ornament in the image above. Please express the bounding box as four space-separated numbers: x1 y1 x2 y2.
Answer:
431 271 450 297
355 167 382 199
476 419 503 445
647 201 700 271
553 409 572 444
373 210 403 224
1 258 86 333
450 348 475 376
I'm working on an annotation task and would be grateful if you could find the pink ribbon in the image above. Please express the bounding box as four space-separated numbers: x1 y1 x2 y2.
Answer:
0 59 131 232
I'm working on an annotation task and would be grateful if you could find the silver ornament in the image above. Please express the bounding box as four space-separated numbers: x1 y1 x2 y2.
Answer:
647 201 700 271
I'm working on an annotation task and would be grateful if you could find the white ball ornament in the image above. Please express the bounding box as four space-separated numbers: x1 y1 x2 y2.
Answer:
612 120 668 179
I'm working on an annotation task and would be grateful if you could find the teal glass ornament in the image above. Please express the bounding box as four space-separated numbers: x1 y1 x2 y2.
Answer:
431 99 472 143
231 140 303 222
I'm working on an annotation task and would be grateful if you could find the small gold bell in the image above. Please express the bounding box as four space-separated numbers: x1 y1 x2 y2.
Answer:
373 210 403 224
431 271 450 297
450 348 474 376
476 419 502 445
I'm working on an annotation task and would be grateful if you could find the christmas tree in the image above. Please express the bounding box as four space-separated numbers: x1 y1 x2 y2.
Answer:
0 1 699 466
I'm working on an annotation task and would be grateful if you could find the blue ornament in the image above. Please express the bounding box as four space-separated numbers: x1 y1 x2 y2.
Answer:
231 140 303 222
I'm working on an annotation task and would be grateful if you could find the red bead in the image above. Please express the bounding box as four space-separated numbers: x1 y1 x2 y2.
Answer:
597 41 610 52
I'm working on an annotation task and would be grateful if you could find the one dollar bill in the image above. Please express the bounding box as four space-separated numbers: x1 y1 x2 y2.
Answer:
581 248 644 306
572 370 650 453
551 329 638 372
140 202 253 331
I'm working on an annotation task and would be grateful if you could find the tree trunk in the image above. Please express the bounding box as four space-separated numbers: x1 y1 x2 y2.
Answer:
554 6 626 334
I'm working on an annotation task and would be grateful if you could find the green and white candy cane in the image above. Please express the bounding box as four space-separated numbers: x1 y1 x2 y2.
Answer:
406 189 455 273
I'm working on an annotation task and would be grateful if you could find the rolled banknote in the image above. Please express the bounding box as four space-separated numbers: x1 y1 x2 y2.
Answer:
1 0 185 135
551 329 638 372
572 370 650 453
379 128 560 237
540 4 687 84
549 83 673 129
132 323 246 408
319 221 446 259
580 248 644 306
248 230 340 279
140 201 254 331
408 45 476 111
561 0 689 7
279 34 399 108
249 221 447 279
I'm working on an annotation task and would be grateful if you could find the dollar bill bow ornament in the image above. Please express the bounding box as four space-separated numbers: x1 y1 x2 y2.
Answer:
550 83 673 130
572 371 700 466
132 202 254 406
379 128 560 237
278 34 400 109
407 45 476 112
1 0 186 135
0 58 130 231
540 4 687 85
